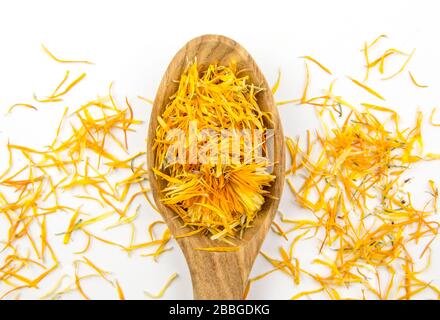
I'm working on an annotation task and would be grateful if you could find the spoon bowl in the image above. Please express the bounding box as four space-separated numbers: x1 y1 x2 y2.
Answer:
147 34 285 299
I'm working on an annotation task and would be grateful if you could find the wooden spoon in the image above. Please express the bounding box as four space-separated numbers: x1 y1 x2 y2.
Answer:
147 34 285 300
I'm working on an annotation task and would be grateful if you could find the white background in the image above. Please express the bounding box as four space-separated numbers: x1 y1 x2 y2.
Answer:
0 0 440 299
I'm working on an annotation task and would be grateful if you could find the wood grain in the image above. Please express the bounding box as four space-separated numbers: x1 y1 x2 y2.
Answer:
147 34 285 299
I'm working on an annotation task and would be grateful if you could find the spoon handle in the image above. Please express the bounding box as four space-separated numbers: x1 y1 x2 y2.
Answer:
183 249 250 299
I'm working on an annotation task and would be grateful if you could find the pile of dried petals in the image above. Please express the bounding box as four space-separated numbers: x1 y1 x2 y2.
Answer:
152 61 275 242
247 35 440 300
0 45 173 300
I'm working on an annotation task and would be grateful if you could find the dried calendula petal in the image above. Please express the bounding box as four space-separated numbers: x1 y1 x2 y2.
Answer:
275 37 440 300
428 180 438 212
0 44 157 301
144 273 178 299
115 280 125 300
429 108 440 127
408 71 428 88
348 76 385 100
41 44 93 64
300 56 332 75
382 48 416 80
7 103 38 114
271 69 282 94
